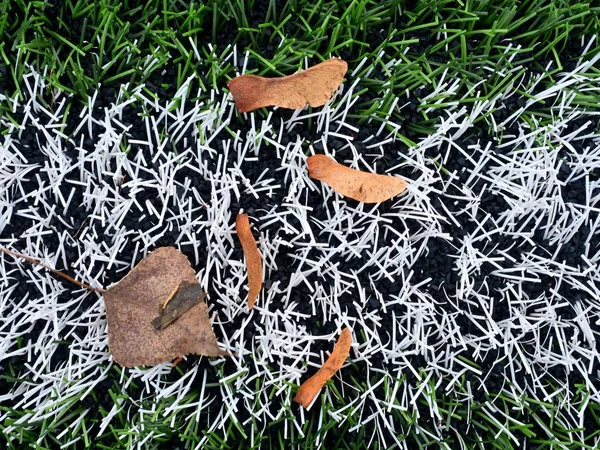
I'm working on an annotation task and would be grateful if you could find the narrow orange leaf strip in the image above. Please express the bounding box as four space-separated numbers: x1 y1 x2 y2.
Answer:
307 154 407 203
236 213 262 308
293 327 352 408
228 58 348 113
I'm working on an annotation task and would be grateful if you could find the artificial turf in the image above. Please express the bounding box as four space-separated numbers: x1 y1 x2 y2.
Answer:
1 0 600 449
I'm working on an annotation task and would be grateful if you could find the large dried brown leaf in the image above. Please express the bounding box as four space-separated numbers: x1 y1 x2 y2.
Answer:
293 328 352 408
236 213 262 308
307 154 407 203
104 247 227 367
228 58 348 113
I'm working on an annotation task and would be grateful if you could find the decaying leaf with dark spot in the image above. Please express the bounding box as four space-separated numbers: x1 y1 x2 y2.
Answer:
228 58 348 113
307 154 407 203
104 247 227 367
152 281 207 331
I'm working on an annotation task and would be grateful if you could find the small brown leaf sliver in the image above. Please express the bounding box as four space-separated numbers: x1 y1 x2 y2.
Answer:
236 214 262 309
293 327 352 408
228 58 348 113
104 247 228 367
153 281 207 331
307 154 407 203
161 283 180 310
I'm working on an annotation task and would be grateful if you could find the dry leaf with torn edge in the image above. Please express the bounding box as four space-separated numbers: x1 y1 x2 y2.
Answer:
293 327 352 408
307 154 407 203
236 213 262 308
104 247 227 367
228 58 347 113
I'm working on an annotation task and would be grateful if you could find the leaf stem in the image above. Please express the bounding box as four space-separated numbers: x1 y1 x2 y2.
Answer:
0 247 105 294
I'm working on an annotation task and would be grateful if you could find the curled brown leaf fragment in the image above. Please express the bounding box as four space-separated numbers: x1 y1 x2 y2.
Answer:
152 281 207 331
293 327 352 408
104 247 228 367
307 154 407 203
228 58 348 113
236 213 263 308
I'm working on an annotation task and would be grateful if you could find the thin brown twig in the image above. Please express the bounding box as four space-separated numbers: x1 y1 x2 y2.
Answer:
172 356 184 367
0 247 105 294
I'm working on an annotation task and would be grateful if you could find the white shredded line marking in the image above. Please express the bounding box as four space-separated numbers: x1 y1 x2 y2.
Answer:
1 41 599 447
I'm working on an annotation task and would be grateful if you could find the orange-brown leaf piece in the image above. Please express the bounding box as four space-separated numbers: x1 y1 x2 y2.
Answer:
307 154 407 203
228 58 348 113
236 213 262 308
103 247 227 367
293 327 352 408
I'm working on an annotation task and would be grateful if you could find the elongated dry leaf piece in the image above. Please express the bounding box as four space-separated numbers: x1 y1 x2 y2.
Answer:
152 281 207 331
104 247 227 367
228 58 347 113
293 328 352 408
307 154 407 203
236 213 262 308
